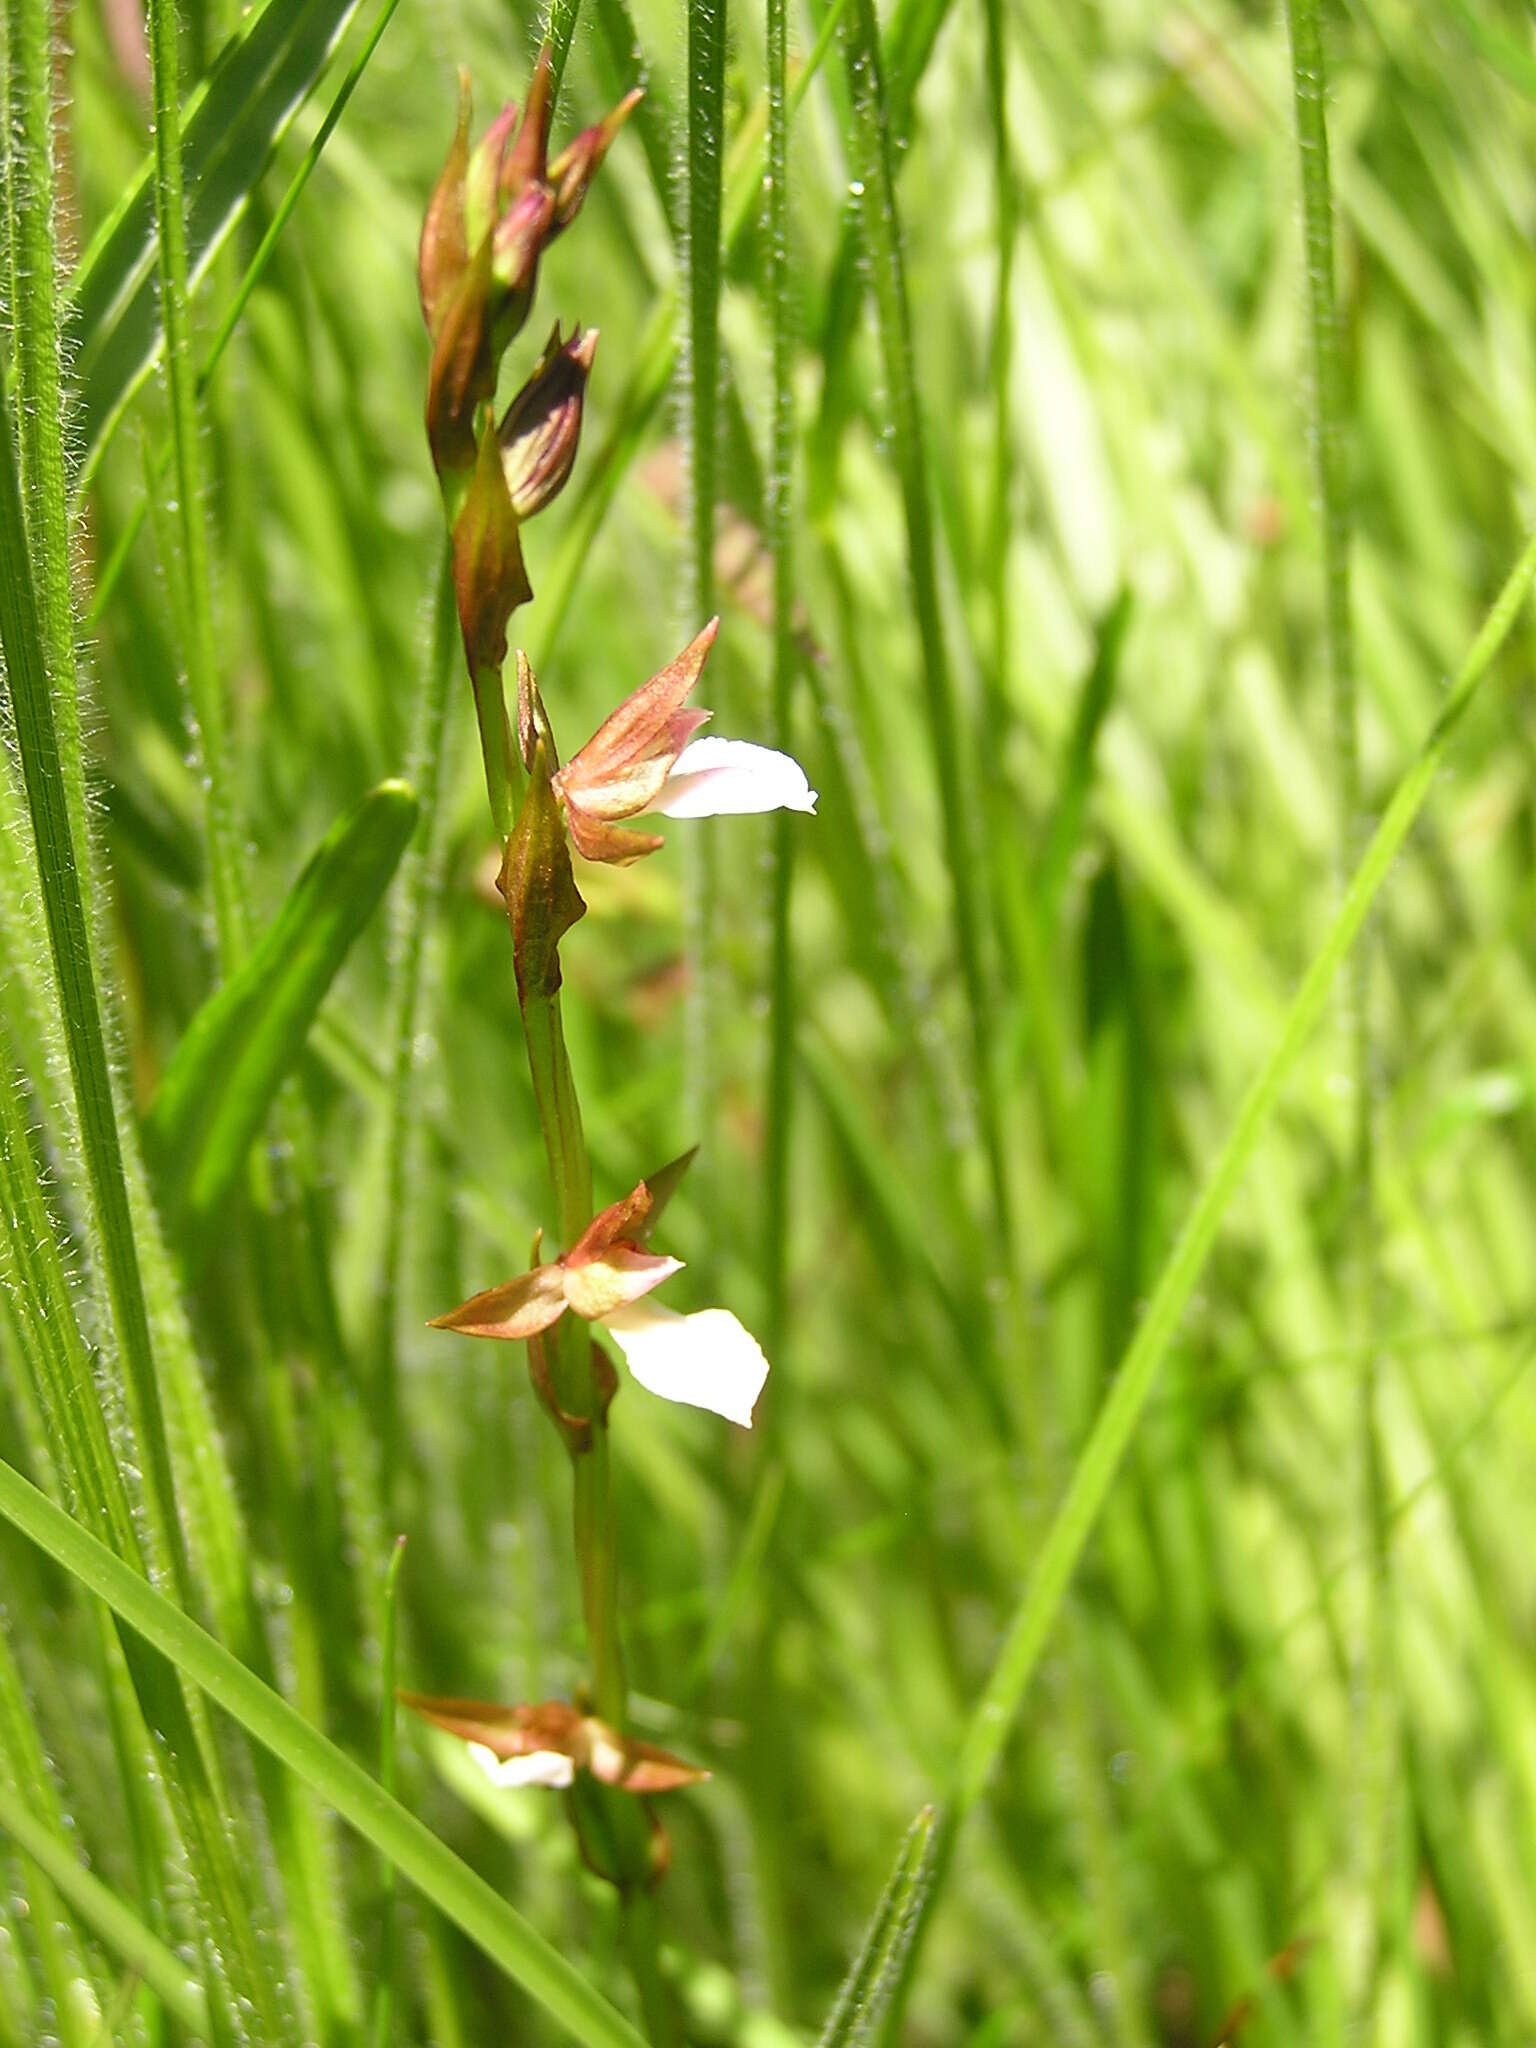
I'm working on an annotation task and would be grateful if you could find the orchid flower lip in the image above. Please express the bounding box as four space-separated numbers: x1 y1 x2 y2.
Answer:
602 1299 769 1428
466 1740 575 1790
645 737 818 821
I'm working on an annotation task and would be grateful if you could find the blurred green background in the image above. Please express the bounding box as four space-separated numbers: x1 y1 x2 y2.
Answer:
3 0 1536 2040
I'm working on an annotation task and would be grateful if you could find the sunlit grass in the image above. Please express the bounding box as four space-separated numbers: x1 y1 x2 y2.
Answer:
0 0 1534 2042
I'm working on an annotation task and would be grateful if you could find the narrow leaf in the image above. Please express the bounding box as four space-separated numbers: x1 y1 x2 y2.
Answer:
145 781 419 1268
0 1457 649 2048
67 0 365 487
817 1806 936 2048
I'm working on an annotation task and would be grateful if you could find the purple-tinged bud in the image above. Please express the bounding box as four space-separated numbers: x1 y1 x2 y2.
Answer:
463 98 518 253
498 45 554 206
546 88 643 236
498 325 597 520
487 181 557 356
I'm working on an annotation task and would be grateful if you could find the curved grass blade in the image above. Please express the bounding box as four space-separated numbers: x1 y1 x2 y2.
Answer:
67 0 365 490
0 1457 650 2048
873 530 1536 2031
145 781 418 1270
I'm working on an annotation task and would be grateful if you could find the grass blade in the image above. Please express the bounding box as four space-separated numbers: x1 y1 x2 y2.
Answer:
0 1456 650 2048
839 0 1012 1261
146 0 247 963
0 255 189 1607
0 1783 207 2035
880 527 1536 2022
145 780 419 1268
68 0 366 488
817 1807 936 2048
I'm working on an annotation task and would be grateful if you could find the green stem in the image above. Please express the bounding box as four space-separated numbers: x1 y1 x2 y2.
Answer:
876 526 1536 2032
146 0 248 964
762 0 795 1369
572 1433 625 1723
474 663 517 844
378 552 458 1514
1283 0 1391 2019
839 0 1013 1269
371 1536 409 2048
683 0 725 1161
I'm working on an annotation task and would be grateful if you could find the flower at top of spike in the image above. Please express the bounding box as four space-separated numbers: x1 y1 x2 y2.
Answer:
546 618 818 865
430 1163 770 1428
418 52 639 480
400 1693 708 1794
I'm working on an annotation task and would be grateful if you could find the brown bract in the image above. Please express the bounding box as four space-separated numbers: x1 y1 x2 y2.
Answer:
551 617 720 864
500 735 587 1008
399 1693 709 1793
451 424 531 675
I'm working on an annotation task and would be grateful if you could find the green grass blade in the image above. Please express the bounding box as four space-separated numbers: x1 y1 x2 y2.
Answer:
0 280 189 1607
146 0 248 964
762 0 795 1363
145 780 419 1269
817 1807 936 2048
683 0 726 1160
882 526 1536 2020
0 1456 651 2048
1282 0 1389 2013
375 558 456 1515
0 1783 207 2036
839 0 1012 1260
67 0 365 489
83 0 404 635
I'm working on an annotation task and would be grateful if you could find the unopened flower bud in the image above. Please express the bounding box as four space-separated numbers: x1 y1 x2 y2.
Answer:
499 325 597 520
546 89 644 234
419 71 472 342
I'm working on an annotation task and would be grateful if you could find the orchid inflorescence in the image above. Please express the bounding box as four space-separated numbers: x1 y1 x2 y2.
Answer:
406 53 816 1887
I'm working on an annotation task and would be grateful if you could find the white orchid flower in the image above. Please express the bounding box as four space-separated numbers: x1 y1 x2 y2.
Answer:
430 1170 769 1428
547 617 816 864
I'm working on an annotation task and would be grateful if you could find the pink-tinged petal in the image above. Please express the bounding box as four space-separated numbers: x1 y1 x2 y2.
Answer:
563 802 665 866
602 1301 769 1428
584 1728 710 1793
558 620 718 803
648 738 817 819
428 1263 568 1341
563 1248 682 1321
467 1741 575 1789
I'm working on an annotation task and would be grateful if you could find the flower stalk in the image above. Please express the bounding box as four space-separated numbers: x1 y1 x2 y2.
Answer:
411 51 814 2038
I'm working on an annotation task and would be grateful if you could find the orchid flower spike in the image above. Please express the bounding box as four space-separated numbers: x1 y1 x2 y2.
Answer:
548 618 817 864
400 1693 708 1794
418 55 638 480
430 1171 770 1427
